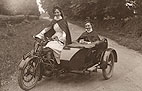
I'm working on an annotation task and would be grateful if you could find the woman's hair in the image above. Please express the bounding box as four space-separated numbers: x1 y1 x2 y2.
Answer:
85 17 95 30
85 17 94 27
52 6 65 18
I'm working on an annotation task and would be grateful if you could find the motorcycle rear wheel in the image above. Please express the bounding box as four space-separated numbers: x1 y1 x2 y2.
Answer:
102 51 114 80
18 58 40 90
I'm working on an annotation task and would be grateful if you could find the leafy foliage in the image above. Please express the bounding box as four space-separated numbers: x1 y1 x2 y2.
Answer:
50 0 142 20
0 0 142 19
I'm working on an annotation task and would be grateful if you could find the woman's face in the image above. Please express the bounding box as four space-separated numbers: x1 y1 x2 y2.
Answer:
85 22 93 33
54 9 61 17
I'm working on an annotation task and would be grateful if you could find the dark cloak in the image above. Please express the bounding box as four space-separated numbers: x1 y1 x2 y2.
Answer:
44 19 72 45
77 30 100 42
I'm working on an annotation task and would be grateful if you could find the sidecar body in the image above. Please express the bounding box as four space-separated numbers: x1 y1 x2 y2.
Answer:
60 39 117 72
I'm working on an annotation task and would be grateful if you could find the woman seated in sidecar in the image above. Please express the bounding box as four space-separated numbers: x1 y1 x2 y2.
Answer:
60 20 108 71
77 20 100 44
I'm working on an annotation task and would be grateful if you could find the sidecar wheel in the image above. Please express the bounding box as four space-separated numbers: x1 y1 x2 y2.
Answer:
18 58 40 91
102 51 114 80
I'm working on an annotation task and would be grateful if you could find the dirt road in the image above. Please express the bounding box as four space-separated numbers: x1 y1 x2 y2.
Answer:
2 22 142 91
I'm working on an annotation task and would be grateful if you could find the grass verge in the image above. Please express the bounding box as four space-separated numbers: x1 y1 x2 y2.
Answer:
0 18 50 86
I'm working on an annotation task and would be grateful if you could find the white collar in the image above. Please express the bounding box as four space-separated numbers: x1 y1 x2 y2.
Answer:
86 28 93 33
54 16 63 21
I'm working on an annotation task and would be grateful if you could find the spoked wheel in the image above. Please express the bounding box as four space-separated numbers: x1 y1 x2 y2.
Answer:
102 52 115 80
18 58 40 91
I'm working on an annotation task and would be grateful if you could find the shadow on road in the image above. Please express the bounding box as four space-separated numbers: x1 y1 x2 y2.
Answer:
36 71 104 88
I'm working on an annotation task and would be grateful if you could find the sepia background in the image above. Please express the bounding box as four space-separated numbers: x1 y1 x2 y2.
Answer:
1 0 142 90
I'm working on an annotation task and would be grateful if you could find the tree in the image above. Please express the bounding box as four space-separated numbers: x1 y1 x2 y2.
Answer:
0 0 10 15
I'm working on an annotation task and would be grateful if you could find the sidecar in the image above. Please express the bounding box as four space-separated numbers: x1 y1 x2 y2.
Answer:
18 37 118 91
60 38 117 79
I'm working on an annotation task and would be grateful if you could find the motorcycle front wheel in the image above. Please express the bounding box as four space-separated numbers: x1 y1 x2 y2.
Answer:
18 58 40 91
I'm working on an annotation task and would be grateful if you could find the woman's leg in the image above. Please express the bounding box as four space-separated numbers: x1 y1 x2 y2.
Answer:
44 41 64 64
53 50 61 64
43 47 53 61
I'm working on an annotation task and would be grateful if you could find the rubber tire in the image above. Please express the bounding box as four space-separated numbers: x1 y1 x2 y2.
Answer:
102 52 115 80
18 60 40 91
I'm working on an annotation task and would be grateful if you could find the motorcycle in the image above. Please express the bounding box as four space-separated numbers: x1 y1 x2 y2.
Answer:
18 37 117 91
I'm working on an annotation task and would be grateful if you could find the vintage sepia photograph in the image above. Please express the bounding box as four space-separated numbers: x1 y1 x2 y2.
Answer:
0 0 142 91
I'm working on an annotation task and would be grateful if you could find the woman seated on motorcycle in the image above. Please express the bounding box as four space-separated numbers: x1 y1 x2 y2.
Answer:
77 19 100 45
35 6 72 65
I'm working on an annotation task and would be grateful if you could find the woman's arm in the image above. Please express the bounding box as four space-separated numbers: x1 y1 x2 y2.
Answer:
35 26 51 39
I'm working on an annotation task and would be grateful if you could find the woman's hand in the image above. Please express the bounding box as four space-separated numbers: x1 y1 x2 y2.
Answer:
79 39 86 44
52 36 59 41
79 39 91 44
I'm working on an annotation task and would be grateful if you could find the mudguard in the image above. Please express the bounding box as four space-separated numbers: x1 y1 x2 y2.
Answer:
19 56 39 70
102 48 117 63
